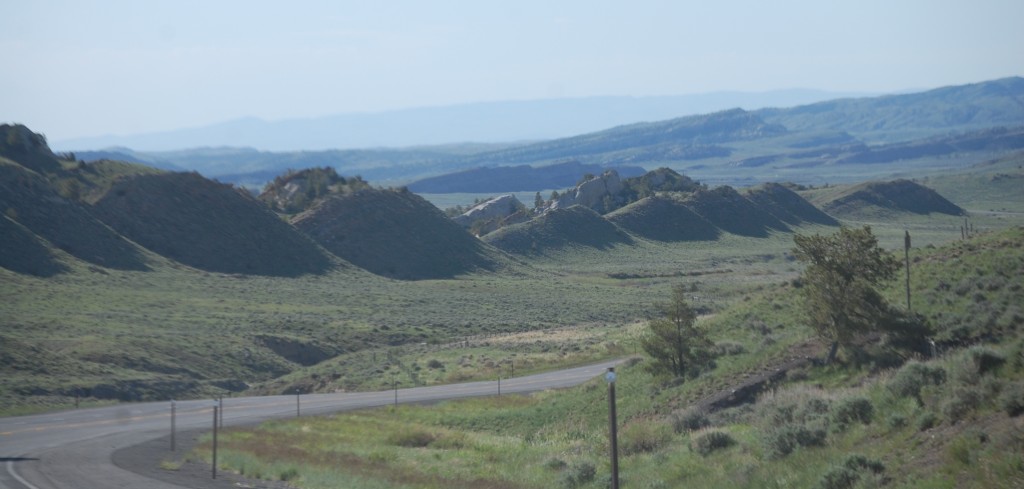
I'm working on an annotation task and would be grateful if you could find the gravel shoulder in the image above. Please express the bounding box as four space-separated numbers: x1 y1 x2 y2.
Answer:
111 429 292 489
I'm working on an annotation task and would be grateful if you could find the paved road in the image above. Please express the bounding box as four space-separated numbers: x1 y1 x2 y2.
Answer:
0 360 621 488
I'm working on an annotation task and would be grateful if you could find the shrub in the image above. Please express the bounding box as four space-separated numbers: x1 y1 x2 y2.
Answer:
621 421 671 455
278 467 299 481
762 423 827 458
672 409 709 433
560 462 596 488
941 385 982 422
916 411 939 431
966 346 1005 376
426 359 444 369
814 455 884 489
388 428 436 447
692 430 735 456
888 361 946 404
831 397 874 430
1000 381 1024 416
714 341 746 356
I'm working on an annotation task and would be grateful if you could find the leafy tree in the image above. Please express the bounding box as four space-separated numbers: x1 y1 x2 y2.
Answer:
534 191 544 209
793 226 911 363
641 285 713 379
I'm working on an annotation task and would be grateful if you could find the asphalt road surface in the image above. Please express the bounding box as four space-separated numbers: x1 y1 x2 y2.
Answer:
0 360 621 488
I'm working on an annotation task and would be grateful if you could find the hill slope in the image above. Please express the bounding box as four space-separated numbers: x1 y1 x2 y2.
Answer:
682 186 790 237
605 195 720 242
744 182 839 226
820 179 966 218
92 172 336 277
406 160 646 193
0 159 151 273
758 76 1024 143
483 205 633 255
291 187 501 280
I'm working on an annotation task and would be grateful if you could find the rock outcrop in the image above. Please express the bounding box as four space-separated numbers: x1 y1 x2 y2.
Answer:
550 170 623 212
454 194 525 227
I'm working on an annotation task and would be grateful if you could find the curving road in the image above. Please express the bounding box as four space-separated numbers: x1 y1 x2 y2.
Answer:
0 360 621 489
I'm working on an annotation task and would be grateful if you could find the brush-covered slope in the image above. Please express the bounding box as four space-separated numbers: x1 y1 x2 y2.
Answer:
682 186 790 237
0 159 150 273
92 172 335 276
605 195 719 242
291 187 499 280
744 182 839 226
758 76 1024 143
821 179 965 218
406 160 646 193
483 205 633 255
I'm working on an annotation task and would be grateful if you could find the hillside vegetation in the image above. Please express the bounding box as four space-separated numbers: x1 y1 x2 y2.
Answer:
200 226 1024 489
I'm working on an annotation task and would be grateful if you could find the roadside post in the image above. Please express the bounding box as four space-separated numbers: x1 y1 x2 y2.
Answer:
219 396 224 428
170 400 176 452
212 402 219 479
296 393 301 418
606 367 619 489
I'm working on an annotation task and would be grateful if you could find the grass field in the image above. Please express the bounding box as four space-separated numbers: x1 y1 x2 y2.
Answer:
191 225 1024 488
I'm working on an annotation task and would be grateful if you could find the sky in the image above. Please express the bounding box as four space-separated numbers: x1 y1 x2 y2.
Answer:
2 0 1022 142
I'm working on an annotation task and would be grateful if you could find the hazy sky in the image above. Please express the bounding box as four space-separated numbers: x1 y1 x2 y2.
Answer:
3 0 1022 141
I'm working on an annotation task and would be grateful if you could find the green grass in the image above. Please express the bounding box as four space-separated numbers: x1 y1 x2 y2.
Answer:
195 226 1024 488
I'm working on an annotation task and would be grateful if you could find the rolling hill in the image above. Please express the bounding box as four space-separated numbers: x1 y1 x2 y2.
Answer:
818 179 966 218
291 187 503 280
483 205 634 255
92 172 337 277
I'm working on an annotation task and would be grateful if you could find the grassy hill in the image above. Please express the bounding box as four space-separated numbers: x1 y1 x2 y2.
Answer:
605 195 720 242
0 158 152 273
483 205 634 255
815 179 966 219
291 187 503 280
758 76 1024 143
196 226 1024 489
93 172 337 277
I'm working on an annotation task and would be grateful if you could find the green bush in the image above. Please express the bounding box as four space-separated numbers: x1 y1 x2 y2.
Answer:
1000 381 1024 416
814 455 885 489
560 462 596 488
672 409 709 433
387 428 436 447
966 346 1005 376
941 385 983 422
916 411 939 431
692 430 735 456
278 466 299 481
831 396 874 430
621 420 671 455
888 361 946 404
762 423 827 458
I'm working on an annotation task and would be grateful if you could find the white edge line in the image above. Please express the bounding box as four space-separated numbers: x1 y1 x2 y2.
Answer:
6 460 41 489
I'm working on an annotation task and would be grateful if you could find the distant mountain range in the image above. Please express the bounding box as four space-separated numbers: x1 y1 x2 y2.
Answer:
60 77 1024 192
53 89 873 152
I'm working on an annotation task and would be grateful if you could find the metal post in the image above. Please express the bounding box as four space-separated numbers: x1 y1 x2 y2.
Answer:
218 397 224 428
606 367 619 489
170 400 176 452
296 393 301 418
905 230 912 312
212 405 218 479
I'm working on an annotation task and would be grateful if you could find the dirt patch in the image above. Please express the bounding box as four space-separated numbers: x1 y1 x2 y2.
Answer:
112 429 293 489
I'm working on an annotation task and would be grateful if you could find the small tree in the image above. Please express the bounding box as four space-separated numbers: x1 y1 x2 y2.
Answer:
641 285 713 379
793 226 904 363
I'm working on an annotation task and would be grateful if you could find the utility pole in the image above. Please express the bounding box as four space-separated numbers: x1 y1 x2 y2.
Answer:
606 367 619 489
905 230 912 311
